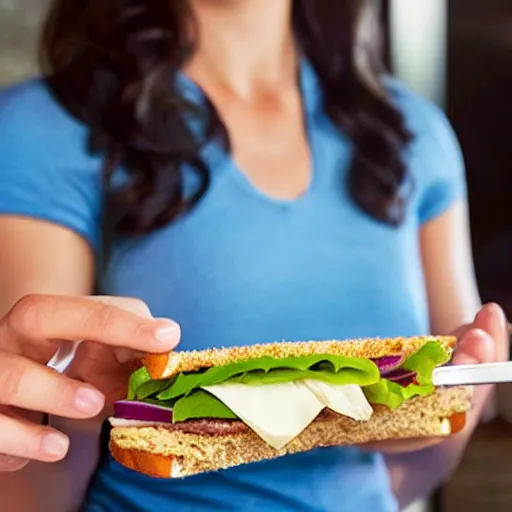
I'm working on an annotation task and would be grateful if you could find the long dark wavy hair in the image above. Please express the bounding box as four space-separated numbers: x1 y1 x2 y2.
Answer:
40 0 412 240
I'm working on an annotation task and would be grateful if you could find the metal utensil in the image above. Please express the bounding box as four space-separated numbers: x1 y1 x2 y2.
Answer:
433 362 512 387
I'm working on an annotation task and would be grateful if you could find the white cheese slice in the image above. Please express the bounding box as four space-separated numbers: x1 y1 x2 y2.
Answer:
202 380 374 450
302 380 373 421
202 381 324 450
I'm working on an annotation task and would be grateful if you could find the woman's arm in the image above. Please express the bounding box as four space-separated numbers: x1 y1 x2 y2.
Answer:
420 201 481 334
385 201 509 508
0 216 97 512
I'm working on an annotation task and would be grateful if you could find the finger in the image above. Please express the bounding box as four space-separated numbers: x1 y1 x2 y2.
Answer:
114 349 145 364
474 303 509 362
65 341 134 403
49 296 155 371
0 455 29 473
0 352 105 418
0 414 69 467
452 328 495 366
89 296 153 318
89 297 155 364
452 328 495 423
1 295 180 356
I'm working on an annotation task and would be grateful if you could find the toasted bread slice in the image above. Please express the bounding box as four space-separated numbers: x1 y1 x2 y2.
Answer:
142 336 457 380
110 386 472 478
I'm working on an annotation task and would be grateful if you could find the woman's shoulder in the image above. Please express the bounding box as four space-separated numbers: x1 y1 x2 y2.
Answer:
383 77 467 222
0 78 102 251
1 77 55 111
0 77 88 147
383 77 455 145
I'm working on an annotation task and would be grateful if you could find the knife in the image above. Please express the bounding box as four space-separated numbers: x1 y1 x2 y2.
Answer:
432 361 512 387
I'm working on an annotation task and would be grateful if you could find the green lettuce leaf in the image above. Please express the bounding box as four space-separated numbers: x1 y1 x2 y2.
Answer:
401 341 451 377
172 391 237 422
229 367 379 386
363 379 434 409
363 341 451 409
127 367 152 400
154 354 381 401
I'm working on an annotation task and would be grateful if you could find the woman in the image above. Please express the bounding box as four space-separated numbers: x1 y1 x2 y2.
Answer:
0 0 508 511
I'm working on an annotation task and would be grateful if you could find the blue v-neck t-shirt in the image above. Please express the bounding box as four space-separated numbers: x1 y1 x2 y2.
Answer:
0 61 466 511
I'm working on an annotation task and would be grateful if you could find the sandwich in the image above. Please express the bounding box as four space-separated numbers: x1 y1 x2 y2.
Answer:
109 336 472 478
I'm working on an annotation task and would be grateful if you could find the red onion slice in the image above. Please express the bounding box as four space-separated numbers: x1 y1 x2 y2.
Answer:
114 400 173 423
372 355 405 375
384 369 417 386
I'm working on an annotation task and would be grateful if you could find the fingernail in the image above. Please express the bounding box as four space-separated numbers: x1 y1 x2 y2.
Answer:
154 320 181 344
486 302 503 315
74 387 105 413
42 433 69 458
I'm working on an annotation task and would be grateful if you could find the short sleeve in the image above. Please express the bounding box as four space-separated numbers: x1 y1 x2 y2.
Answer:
386 79 468 224
0 80 103 251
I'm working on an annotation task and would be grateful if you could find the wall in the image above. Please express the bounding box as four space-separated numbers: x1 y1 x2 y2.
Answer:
447 0 512 315
0 0 49 86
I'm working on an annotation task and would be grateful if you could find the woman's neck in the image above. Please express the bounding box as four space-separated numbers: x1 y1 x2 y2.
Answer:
185 0 297 100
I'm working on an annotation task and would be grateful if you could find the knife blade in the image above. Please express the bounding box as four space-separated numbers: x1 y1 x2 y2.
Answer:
432 361 512 387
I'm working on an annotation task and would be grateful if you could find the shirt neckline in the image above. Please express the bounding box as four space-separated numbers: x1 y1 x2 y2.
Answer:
175 56 324 207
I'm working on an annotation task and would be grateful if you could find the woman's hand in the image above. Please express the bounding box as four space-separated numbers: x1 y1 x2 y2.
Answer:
0 294 180 472
360 303 509 454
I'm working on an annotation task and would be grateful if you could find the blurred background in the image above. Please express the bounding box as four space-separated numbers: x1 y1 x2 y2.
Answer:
1 0 511 511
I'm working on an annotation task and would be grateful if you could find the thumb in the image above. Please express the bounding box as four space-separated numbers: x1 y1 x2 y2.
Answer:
451 304 509 424
473 303 509 363
452 328 495 366
451 303 508 366
451 329 495 424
